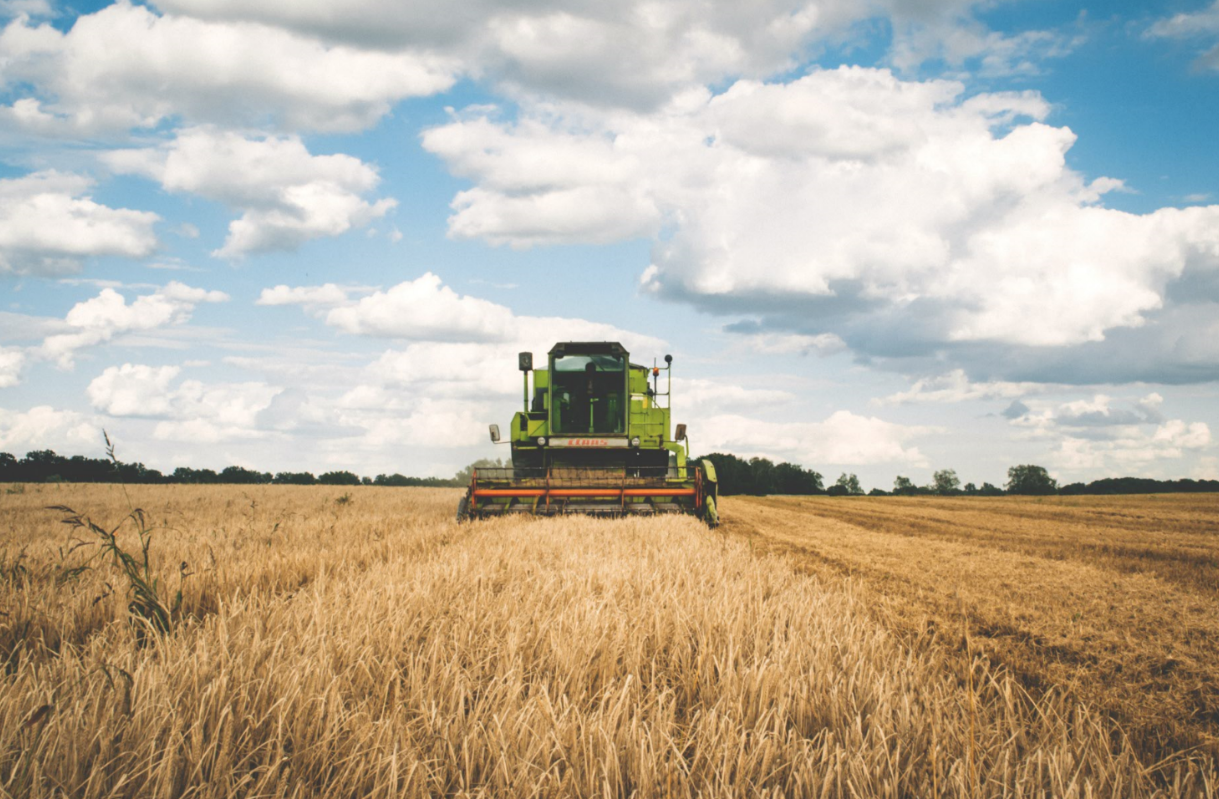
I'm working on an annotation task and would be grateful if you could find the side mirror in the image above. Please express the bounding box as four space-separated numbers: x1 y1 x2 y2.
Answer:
518 352 533 371
675 423 687 441
489 424 501 443
664 354 673 364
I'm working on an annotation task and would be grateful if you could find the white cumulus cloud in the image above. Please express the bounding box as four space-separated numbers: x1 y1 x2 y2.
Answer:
0 170 158 275
0 1 457 134
0 405 100 452
1051 420 1212 475
0 346 25 388
37 282 229 368
87 362 283 442
324 273 515 341
1147 2 1219 71
256 283 350 308
423 67 1219 376
1004 392 1212 477
878 369 1045 405
106 127 396 257
262 272 665 357
696 409 933 467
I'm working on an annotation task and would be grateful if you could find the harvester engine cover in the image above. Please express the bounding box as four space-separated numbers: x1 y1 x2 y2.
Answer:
457 342 718 526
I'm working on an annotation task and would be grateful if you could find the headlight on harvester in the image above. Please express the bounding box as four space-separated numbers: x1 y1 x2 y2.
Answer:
537 437 547 446
630 436 640 447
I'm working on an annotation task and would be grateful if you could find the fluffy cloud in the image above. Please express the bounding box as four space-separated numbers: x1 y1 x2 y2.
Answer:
262 271 664 354
878 369 1044 405
0 2 456 134
1052 421 1212 474
0 0 1049 130
1049 393 1165 428
696 409 933 467
731 331 847 357
0 170 158 275
331 396 491 449
1005 392 1211 476
1008 393 1169 430
0 405 100 451
424 68 1219 381
87 362 282 442
152 0 863 110
106 127 395 257
1146 2 1219 71
324 273 515 341
0 1 53 17
674 378 796 417
255 283 349 308
37 282 229 368
0 346 24 388
86 363 181 416
886 9 1079 76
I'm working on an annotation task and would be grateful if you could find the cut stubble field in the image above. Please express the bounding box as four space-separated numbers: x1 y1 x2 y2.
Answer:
721 494 1219 756
1 484 1217 798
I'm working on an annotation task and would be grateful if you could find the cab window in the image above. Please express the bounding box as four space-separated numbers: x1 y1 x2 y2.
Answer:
552 354 625 434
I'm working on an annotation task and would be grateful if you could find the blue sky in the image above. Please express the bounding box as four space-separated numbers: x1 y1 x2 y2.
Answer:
1 0 1218 490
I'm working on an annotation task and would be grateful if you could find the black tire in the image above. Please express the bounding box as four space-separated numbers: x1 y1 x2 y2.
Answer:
456 494 470 522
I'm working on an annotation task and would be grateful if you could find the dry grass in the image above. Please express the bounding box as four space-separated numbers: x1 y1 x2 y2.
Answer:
0 484 1216 797
721 494 1219 760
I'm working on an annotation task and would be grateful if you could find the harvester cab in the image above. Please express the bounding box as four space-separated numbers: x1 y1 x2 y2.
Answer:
457 342 719 525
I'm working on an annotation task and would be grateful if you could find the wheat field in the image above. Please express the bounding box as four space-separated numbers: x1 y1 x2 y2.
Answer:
1 484 1217 797
721 494 1219 758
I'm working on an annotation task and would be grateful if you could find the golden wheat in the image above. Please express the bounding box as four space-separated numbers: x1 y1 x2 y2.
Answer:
1 484 1216 797
723 494 1219 759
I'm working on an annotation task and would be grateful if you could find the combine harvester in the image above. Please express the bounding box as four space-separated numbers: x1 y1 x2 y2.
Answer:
457 342 718 526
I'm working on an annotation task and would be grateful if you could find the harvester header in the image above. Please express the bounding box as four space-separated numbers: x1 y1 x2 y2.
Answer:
457 341 718 525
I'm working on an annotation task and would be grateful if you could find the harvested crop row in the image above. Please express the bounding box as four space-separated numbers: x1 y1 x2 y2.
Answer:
722 494 1219 760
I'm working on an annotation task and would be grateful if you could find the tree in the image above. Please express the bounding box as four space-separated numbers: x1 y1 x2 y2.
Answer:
701 453 755 495
454 458 505 486
702 453 823 496
978 482 1004 496
749 457 778 495
963 482 977 494
273 471 317 485
172 466 219 484
319 470 362 486
893 475 917 496
219 465 270 484
932 468 961 495
1006 464 1057 495
775 462 824 494
835 473 863 496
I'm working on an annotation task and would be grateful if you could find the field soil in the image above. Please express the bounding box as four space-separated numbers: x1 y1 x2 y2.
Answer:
1 484 1217 797
720 494 1219 757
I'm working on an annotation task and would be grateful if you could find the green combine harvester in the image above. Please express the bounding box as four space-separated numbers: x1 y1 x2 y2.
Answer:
457 342 718 526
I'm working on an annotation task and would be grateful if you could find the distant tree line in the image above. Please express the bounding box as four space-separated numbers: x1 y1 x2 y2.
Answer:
1058 476 1219 495
698 456 1219 498
701 453 825 496
0 450 462 487
4 448 1217 497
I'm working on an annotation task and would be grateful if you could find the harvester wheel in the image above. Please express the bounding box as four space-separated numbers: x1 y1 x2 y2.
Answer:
456 494 470 523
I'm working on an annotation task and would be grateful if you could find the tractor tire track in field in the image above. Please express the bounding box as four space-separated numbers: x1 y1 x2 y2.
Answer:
720 494 1219 758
